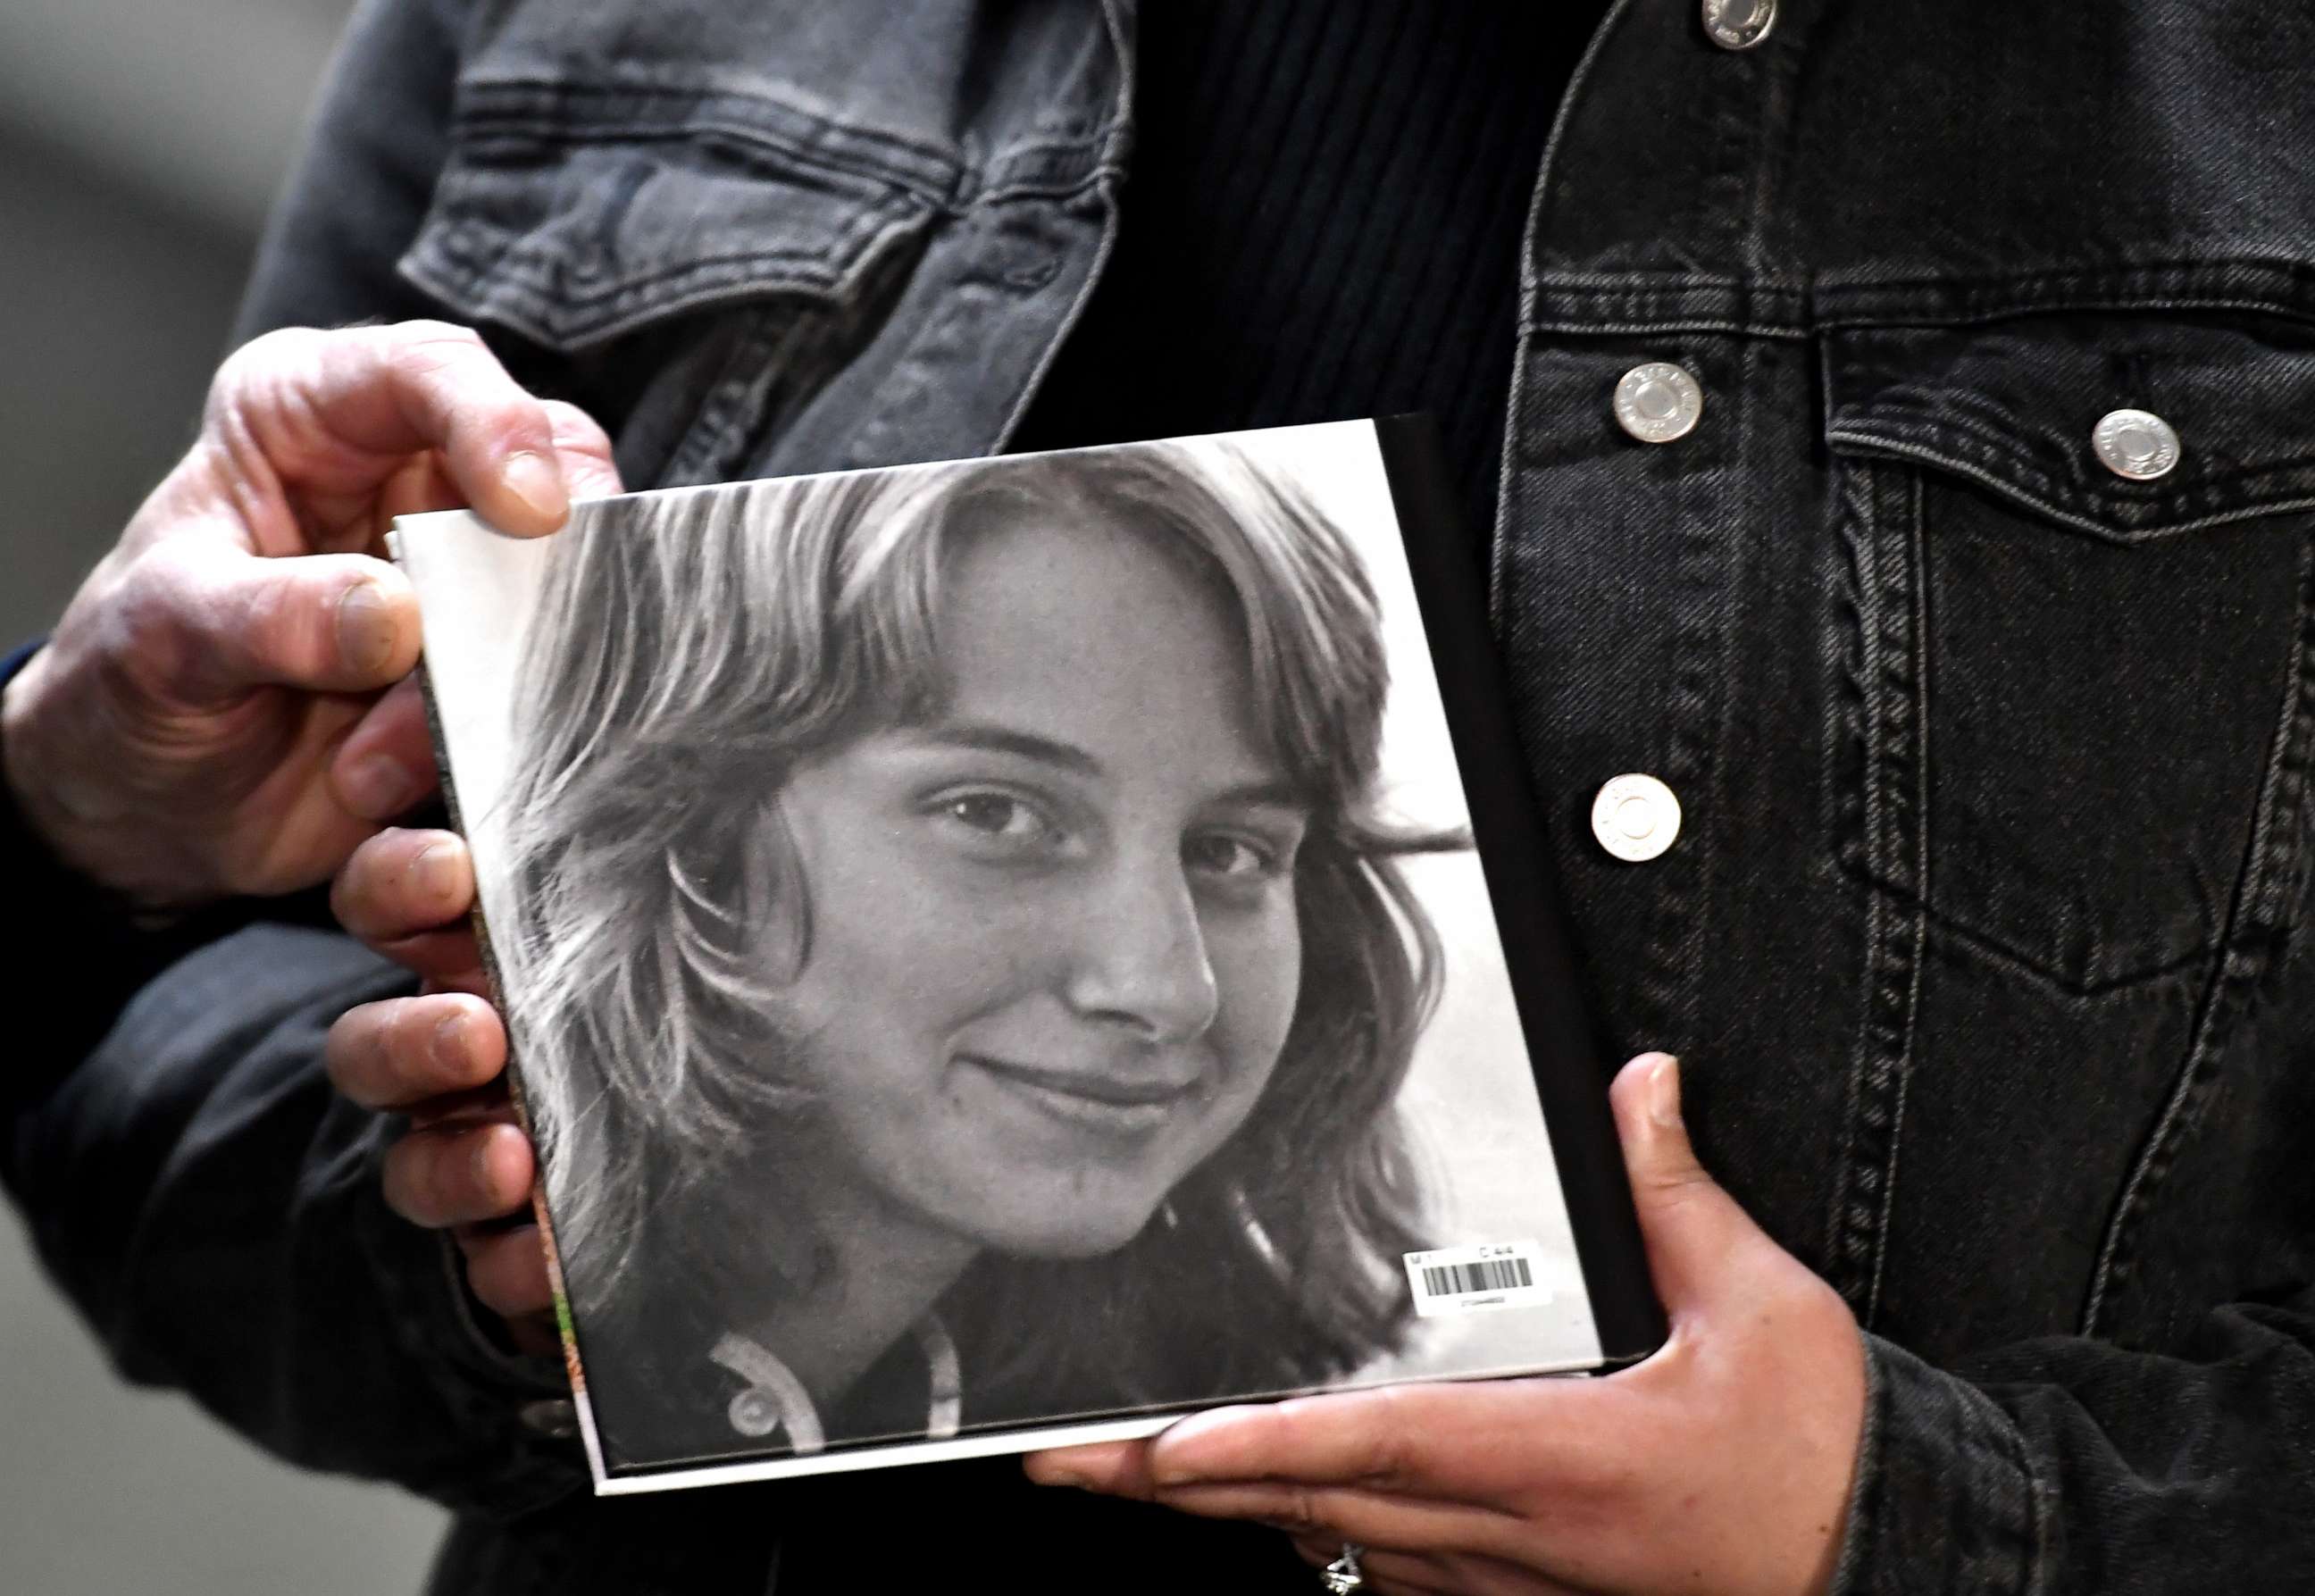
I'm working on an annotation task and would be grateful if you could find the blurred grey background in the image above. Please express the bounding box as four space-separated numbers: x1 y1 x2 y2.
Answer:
2 1 449 1590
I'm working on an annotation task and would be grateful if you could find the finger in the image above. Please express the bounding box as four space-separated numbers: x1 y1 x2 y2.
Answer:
418 958 497 1001
326 991 504 1111
360 451 468 555
330 675 440 821
404 1082 513 1129
381 1119 533 1230
1024 1440 1158 1496
123 540 422 700
374 925 489 989
1146 1386 1591 1502
332 828 473 945
364 404 618 547
1366 1576 1450 1596
1154 1482 1519 1559
457 1223 554 1318
501 1316 564 1358
213 322 570 539
381 449 458 516
1607 1054 1766 1314
1291 1536 1338 1567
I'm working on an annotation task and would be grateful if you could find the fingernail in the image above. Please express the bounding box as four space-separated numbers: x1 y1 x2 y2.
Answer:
411 840 460 905
500 451 568 524
341 753 419 820
431 1007 471 1074
1647 1053 1684 1130
1025 1460 1088 1490
335 581 397 675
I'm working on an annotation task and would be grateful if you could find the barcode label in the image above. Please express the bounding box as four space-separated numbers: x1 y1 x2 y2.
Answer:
1422 1255 1533 1297
1403 1241 1554 1317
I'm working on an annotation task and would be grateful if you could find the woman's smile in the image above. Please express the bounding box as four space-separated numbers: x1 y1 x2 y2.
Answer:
955 1048 1213 1137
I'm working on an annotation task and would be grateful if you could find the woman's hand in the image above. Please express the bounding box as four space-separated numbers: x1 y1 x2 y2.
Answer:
326 825 558 1354
1024 1054 1868 1596
2 320 617 913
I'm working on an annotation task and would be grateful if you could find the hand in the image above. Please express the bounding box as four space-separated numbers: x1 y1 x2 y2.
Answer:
326 825 556 1355
1025 1055 1868 1596
2 320 619 913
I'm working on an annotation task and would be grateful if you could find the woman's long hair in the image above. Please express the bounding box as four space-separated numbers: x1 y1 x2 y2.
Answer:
489 440 1458 1430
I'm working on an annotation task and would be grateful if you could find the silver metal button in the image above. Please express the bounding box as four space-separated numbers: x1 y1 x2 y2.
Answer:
518 1398 580 1440
1702 0 1777 51
2092 409 2181 481
1592 773 1683 863
1613 363 1704 445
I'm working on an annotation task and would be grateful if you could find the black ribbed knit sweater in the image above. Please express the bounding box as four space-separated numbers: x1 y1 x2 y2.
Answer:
1013 1 1609 549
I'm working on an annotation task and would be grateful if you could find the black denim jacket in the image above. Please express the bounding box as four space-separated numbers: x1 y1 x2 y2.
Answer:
10 1 2314 1592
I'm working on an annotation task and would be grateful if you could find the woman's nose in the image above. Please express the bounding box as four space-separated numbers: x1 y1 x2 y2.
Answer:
1061 857 1221 1043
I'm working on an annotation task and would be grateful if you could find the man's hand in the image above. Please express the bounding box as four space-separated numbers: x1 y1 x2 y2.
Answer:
1025 1055 1868 1596
326 825 556 1354
2 320 619 912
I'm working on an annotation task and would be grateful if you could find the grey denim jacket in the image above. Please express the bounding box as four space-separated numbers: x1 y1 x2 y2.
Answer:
13 1 2315 1592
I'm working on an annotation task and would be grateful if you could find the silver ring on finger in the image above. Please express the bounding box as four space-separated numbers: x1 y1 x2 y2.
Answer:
1318 1542 1366 1594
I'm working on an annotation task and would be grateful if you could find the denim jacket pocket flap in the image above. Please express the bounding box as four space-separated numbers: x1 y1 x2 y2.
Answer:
397 79 945 352
1819 313 2315 990
1822 316 2315 543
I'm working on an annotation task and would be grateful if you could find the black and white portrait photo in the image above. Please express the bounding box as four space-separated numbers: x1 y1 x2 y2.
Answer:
396 422 1603 1489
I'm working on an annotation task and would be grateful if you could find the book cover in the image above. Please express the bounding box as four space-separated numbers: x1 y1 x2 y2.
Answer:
391 417 1660 1493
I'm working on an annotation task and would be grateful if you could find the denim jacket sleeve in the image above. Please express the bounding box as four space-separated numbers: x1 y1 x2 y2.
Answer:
0 641 254 1127
7 924 588 1517
1835 1309 2315 1594
3 0 590 1516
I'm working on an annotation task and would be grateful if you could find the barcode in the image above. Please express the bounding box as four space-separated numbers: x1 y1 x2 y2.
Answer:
1402 1240 1552 1316
1418 1256 1534 1299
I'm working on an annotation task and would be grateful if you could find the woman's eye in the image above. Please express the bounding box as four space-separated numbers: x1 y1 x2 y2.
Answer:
941 792 1044 839
1184 832 1282 881
927 790 1074 859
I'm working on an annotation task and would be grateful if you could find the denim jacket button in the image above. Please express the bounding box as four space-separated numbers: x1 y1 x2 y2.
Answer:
519 1398 580 1440
1613 363 1705 444
1592 773 1683 863
2092 408 2182 480
1701 0 1777 51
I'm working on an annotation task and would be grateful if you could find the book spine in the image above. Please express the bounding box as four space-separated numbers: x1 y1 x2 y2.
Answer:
1368 417 1667 1366
387 525 611 1487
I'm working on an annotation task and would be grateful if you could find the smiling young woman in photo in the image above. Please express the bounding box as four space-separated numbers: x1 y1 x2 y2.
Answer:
488 443 1458 1466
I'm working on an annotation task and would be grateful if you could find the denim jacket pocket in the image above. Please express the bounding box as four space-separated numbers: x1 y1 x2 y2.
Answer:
1821 313 2315 990
397 76 947 482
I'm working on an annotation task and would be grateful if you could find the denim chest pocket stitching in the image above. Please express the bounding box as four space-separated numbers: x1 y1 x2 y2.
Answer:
1820 313 2315 991
397 82 946 355
1822 317 2315 541
395 81 960 489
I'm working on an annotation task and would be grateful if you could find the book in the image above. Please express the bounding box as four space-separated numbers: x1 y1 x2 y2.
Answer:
390 416 1663 1494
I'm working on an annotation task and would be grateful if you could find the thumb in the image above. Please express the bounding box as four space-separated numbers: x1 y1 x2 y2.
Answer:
1608 1053 1765 1316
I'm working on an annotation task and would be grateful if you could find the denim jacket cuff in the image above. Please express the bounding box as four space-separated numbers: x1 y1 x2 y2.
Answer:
1829 1333 2048 1596
348 1112 593 1517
